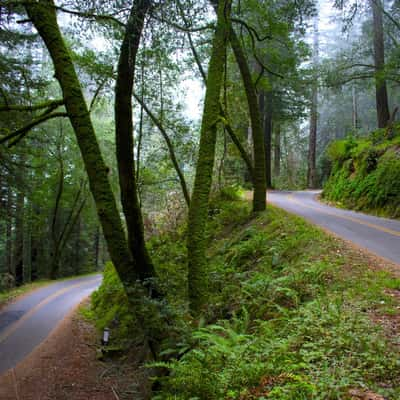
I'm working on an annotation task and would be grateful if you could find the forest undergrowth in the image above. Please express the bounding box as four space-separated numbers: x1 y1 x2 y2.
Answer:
322 126 400 219
89 190 400 399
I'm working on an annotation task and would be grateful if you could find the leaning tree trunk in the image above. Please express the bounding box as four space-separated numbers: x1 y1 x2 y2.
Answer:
370 0 390 128
187 0 232 314
115 0 156 282
5 182 13 278
229 28 266 211
211 0 266 211
24 0 140 291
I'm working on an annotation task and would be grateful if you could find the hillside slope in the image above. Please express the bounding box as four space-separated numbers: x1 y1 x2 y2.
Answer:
322 128 400 218
90 195 400 399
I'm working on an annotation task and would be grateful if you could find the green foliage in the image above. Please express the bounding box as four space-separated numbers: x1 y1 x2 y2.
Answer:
152 203 399 399
217 184 245 202
90 262 137 346
91 199 399 399
323 131 400 217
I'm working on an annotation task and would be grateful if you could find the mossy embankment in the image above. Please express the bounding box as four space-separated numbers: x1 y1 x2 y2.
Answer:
322 127 400 218
90 193 400 399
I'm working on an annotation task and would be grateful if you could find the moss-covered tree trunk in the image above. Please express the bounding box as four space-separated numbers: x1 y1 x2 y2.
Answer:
115 0 156 282
24 0 140 289
228 28 266 211
210 0 265 211
187 0 232 313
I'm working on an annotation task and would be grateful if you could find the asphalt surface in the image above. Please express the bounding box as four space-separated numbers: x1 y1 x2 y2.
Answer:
0 274 102 375
268 190 400 265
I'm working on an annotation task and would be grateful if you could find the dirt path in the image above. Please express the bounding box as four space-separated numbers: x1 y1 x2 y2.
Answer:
0 301 142 400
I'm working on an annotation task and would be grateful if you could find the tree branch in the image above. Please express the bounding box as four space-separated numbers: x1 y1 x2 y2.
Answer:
0 99 64 112
231 17 272 41
181 8 255 179
133 92 191 206
0 111 68 147
176 0 207 83
150 12 214 33
54 6 126 27
220 110 255 180
89 79 108 112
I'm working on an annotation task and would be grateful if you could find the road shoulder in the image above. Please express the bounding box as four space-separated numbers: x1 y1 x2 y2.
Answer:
0 300 140 400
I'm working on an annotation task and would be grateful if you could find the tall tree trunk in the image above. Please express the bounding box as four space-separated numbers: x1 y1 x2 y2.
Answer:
23 201 32 283
13 186 24 285
264 92 273 188
307 16 318 189
115 0 156 283
228 28 266 211
25 1 140 291
370 0 390 128
307 87 318 188
283 131 294 187
5 183 13 278
74 216 81 275
211 0 266 210
180 7 255 184
50 142 64 279
187 0 232 313
352 85 359 130
274 123 281 177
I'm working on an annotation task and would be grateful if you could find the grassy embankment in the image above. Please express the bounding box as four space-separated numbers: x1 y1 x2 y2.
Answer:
322 127 400 219
90 191 400 399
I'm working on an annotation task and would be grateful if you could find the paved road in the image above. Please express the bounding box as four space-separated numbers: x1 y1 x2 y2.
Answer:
0 274 102 374
268 190 400 265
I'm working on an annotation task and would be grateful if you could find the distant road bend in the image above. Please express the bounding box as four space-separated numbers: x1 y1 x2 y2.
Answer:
0 274 101 375
268 190 400 266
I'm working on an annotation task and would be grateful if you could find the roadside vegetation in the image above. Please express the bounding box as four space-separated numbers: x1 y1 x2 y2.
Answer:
1 0 400 398
322 126 400 218
90 193 400 399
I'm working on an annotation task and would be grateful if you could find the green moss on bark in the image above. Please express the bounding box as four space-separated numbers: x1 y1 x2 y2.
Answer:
115 0 156 283
25 1 139 290
187 0 232 314
229 29 267 212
